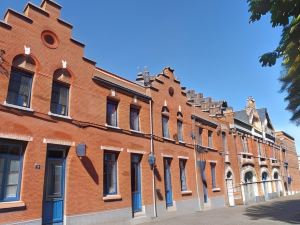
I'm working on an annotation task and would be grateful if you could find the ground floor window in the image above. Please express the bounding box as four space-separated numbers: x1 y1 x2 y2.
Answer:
0 141 23 202
103 152 118 195
179 159 187 191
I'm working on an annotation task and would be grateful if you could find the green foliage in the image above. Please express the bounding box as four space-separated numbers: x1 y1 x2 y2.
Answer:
247 0 300 125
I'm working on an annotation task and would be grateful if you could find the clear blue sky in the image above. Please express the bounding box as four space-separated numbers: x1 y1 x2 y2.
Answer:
1 0 299 153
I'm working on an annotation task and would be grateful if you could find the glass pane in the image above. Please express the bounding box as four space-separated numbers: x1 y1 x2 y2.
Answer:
130 109 139 130
177 121 183 141
5 185 17 198
162 116 169 138
53 165 62 195
9 159 19 172
7 173 18 185
107 102 117 126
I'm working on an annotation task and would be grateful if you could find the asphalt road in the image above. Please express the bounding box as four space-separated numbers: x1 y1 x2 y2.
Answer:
142 193 300 225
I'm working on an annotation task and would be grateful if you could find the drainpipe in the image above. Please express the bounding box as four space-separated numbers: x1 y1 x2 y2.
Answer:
149 99 157 217
192 105 202 211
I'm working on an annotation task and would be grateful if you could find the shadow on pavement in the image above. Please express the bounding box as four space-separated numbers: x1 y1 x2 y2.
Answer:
245 198 300 224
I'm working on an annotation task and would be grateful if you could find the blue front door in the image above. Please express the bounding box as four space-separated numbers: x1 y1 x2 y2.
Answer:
43 147 66 225
131 154 142 213
164 158 173 207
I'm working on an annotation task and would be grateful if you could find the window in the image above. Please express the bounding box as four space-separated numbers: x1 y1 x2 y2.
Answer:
208 131 213 148
257 142 262 156
103 152 118 195
0 142 23 202
179 159 187 191
107 100 118 127
210 163 216 189
197 127 202 146
241 136 248 153
50 81 69 116
6 69 33 108
162 115 170 138
130 107 140 131
177 120 183 142
222 132 227 151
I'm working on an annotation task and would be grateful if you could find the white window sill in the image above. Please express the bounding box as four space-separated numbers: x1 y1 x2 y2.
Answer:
103 194 122 201
163 137 175 142
48 112 72 120
105 124 121 130
212 188 221 192
178 140 185 144
3 101 34 112
0 201 25 209
130 129 144 134
181 190 192 195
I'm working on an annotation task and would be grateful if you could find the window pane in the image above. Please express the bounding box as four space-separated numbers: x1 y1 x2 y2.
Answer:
0 158 4 198
180 160 187 191
177 120 183 141
7 70 32 107
211 163 216 188
5 185 17 198
46 162 62 197
107 101 118 126
208 131 213 147
51 82 69 116
197 128 202 145
130 108 139 131
162 116 169 138
104 153 117 195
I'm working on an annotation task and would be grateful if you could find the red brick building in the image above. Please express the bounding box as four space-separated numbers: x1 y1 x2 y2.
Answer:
0 1 299 225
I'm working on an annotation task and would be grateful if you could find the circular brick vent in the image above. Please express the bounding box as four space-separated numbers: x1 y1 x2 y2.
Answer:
41 31 59 49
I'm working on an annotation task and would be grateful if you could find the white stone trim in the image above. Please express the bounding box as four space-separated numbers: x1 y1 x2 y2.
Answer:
208 160 217 163
43 138 75 146
0 132 33 142
161 153 173 158
178 155 189 159
127 149 146 154
100 145 123 152
3 101 34 112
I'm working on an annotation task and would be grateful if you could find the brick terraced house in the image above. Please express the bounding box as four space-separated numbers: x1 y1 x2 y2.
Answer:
0 1 299 225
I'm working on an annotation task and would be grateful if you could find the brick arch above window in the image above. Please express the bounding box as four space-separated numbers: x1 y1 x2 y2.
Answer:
12 54 36 72
53 68 72 85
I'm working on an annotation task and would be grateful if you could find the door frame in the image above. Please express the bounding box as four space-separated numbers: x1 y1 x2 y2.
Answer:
131 153 142 215
42 145 68 225
163 157 173 208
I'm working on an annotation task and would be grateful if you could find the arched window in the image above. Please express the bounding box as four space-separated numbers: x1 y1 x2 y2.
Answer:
177 112 183 142
274 172 279 180
262 172 268 181
162 106 170 138
6 54 36 108
50 69 71 116
244 171 253 183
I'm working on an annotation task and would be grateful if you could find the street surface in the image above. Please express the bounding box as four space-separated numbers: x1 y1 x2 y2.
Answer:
142 193 300 225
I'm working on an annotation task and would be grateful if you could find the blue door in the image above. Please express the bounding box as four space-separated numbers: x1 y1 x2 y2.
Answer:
131 154 142 213
43 147 66 225
164 158 173 207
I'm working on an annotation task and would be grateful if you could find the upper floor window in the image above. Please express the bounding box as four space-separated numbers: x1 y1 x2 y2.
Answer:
179 159 187 191
103 151 118 195
107 100 118 127
222 132 227 151
257 142 262 156
197 127 203 146
162 115 170 138
130 107 140 131
241 136 248 153
6 69 33 108
177 120 183 142
208 130 213 148
0 141 23 202
50 81 69 116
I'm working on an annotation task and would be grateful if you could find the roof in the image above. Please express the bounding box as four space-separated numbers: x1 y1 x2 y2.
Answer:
234 110 250 125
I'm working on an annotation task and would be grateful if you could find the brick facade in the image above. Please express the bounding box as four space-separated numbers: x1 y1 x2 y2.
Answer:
0 1 299 225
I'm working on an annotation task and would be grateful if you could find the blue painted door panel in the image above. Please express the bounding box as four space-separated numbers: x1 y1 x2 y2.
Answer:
164 158 173 207
132 154 142 213
43 157 65 225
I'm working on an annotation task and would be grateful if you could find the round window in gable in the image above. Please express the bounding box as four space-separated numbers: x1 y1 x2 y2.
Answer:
41 31 59 49
168 87 174 97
